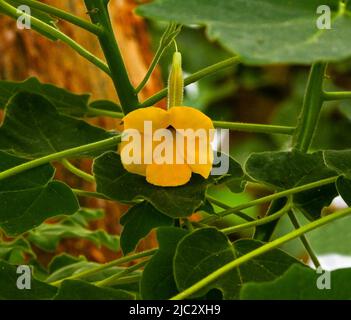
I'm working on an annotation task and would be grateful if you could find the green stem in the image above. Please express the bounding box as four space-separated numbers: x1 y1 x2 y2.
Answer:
50 248 157 286
61 159 95 183
106 275 141 285
139 57 239 107
288 209 321 268
12 0 102 35
84 0 139 114
94 260 148 287
294 62 327 152
0 0 110 75
206 195 255 222
86 107 293 135
0 135 121 182
221 202 291 235
213 121 295 135
171 207 351 300
87 107 124 119
323 91 351 101
72 189 110 201
184 219 194 232
201 176 337 224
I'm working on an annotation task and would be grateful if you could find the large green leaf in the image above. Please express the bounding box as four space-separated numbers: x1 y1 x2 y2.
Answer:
94 151 243 218
0 151 79 236
174 228 304 299
141 227 188 299
0 260 57 300
0 92 114 158
335 176 351 206
138 0 351 64
94 152 209 218
0 77 121 117
241 264 351 299
324 149 351 178
28 209 119 252
54 280 135 300
120 202 173 255
245 150 338 220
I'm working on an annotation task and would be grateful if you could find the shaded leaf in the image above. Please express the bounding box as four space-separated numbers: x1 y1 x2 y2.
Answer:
174 228 303 299
241 264 351 299
138 0 351 64
120 202 173 255
324 149 351 179
28 209 119 252
141 227 188 299
335 175 351 206
245 150 338 220
94 152 210 218
0 151 79 236
0 77 121 117
54 280 135 300
0 260 57 300
0 92 114 158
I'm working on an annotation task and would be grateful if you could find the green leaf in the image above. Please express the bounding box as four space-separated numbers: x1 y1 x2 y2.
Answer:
324 149 351 179
0 92 114 158
0 260 57 300
308 212 351 256
245 150 338 220
120 202 173 255
48 254 86 274
0 77 121 117
0 151 79 236
54 280 135 300
174 228 303 299
28 209 119 252
241 264 351 299
335 175 351 206
141 227 188 299
138 0 351 64
0 238 35 264
94 152 210 218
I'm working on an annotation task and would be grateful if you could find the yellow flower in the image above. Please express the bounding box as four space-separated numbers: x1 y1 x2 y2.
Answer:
120 106 214 187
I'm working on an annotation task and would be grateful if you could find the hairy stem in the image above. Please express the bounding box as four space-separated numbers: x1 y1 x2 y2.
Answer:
0 135 121 182
288 209 321 268
12 0 102 35
84 0 139 114
201 176 337 224
61 159 95 183
50 248 157 287
294 62 327 152
139 57 239 107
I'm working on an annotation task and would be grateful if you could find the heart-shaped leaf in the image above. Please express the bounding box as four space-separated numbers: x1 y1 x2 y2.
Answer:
174 227 304 299
0 151 79 235
0 92 114 158
241 264 351 299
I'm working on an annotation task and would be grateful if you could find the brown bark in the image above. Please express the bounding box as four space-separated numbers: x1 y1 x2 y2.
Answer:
0 0 162 263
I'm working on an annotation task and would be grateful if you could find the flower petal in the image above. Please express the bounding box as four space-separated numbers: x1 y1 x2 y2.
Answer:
175 132 213 178
146 163 192 187
169 106 214 132
123 107 170 133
